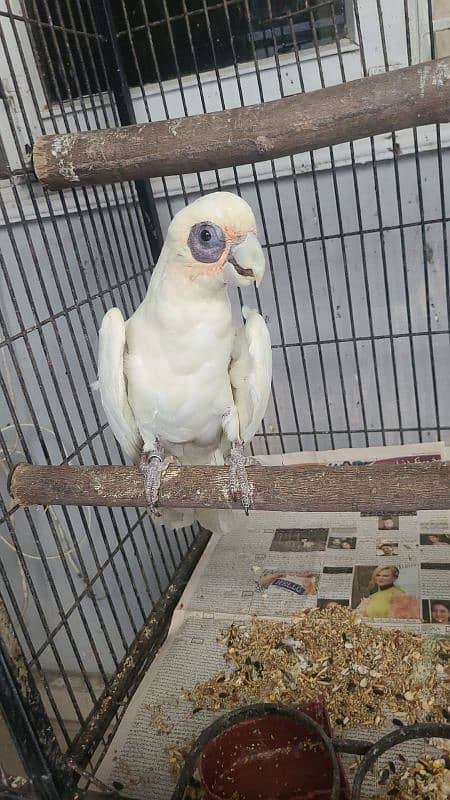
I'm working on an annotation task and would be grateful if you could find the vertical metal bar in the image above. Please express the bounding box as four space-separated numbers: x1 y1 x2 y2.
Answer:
378 0 440 441
71 0 154 279
327 2 384 446
125 0 189 211
352 0 405 444
302 1 367 447
241 0 329 451
90 0 163 260
423 0 450 436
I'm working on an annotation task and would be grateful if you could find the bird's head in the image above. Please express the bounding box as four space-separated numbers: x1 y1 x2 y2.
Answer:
163 191 266 290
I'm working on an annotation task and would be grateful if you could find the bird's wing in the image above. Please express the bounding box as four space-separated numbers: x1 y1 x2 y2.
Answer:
229 306 272 443
97 308 142 462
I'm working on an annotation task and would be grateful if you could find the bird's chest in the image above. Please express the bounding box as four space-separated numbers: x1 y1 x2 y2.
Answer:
126 310 234 442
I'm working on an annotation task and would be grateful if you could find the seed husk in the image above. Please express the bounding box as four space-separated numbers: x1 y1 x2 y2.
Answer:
184 607 447 731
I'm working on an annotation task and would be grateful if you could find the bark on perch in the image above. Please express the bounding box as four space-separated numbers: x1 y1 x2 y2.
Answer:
33 57 450 189
9 462 450 513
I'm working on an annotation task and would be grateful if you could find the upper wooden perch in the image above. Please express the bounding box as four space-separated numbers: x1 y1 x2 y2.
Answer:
9 461 450 514
33 57 450 189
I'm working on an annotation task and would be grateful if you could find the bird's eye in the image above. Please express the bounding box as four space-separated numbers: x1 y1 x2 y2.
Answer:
188 221 226 264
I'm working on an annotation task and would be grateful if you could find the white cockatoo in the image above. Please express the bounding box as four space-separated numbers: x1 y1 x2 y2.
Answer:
97 191 272 528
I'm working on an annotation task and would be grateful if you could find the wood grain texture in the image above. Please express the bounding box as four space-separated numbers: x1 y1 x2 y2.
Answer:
9 462 450 513
33 57 450 189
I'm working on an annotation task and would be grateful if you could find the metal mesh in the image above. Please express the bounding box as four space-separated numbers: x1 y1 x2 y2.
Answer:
110 0 450 455
0 0 448 789
0 0 195 770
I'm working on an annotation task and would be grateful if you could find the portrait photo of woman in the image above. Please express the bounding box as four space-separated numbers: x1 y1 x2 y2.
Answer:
431 600 450 624
352 565 420 619
423 599 450 625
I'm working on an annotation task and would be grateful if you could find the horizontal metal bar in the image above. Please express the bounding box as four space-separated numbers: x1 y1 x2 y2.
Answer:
0 9 106 40
32 57 450 189
262 216 450 249
9 461 450 514
115 0 336 36
115 0 246 36
0 267 151 351
251 427 450 437
271 328 450 349
2 318 448 358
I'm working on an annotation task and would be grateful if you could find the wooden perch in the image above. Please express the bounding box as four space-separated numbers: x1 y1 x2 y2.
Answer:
9 461 450 513
33 57 450 189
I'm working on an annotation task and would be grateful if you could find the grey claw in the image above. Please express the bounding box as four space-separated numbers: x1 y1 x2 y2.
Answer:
139 448 174 515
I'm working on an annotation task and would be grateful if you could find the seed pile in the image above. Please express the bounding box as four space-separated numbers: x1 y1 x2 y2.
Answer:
185 607 449 729
376 752 450 799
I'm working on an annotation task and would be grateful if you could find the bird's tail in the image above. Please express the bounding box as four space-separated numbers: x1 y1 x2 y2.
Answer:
153 447 233 535
194 447 233 534
195 508 232 534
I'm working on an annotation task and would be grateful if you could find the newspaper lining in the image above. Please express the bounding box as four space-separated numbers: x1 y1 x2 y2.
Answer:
95 442 450 799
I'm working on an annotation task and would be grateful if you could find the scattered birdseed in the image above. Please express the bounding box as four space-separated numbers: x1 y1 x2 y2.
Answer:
376 751 450 799
184 607 449 730
143 702 173 735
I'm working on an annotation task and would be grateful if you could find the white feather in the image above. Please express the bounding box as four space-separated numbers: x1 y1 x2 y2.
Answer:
97 308 142 462
230 306 272 443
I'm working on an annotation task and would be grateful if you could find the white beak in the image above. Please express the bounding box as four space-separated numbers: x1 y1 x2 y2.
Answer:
227 233 266 287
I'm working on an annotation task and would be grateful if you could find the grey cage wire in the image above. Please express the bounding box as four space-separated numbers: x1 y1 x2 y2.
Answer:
0 0 448 797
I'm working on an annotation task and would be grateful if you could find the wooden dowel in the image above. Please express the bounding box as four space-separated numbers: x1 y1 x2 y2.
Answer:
9 461 450 513
33 58 450 189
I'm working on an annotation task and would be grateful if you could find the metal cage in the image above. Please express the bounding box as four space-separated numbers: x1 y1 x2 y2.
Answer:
0 1 448 797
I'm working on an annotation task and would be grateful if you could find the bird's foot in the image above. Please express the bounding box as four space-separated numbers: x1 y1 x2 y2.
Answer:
139 445 176 516
227 440 257 515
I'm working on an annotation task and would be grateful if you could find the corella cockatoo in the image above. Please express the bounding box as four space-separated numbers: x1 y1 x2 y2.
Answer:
97 191 272 527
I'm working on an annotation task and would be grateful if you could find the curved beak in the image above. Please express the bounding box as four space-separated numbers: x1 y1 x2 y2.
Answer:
228 233 266 287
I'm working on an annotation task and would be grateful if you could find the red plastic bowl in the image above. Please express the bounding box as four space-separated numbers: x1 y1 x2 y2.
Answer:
198 706 349 800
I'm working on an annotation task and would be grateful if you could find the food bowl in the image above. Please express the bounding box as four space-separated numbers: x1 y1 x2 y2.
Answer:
197 703 349 800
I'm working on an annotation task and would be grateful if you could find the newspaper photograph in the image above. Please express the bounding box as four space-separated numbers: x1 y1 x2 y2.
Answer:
94 443 450 799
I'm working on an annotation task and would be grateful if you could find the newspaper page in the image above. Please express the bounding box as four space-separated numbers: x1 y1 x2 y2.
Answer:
95 442 449 799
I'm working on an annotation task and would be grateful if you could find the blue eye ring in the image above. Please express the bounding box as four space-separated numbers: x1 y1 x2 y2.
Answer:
188 221 226 263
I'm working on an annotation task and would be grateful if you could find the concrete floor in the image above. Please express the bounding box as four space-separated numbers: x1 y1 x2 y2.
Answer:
0 671 110 798
0 716 24 776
